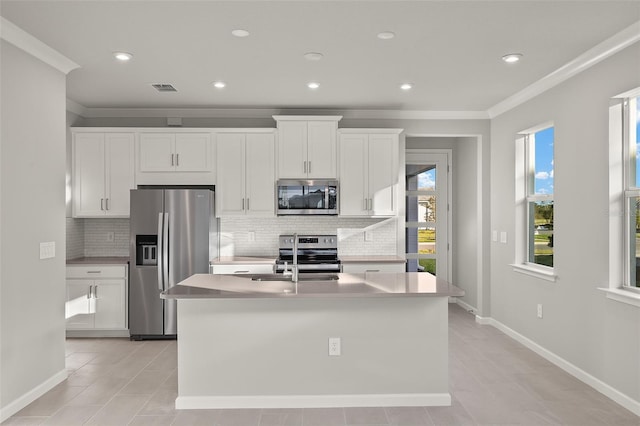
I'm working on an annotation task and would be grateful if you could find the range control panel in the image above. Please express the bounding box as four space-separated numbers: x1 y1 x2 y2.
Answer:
279 234 337 249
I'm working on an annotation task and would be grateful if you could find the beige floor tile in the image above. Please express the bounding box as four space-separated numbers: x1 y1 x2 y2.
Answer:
136 388 178 415
302 407 346 426
0 416 47 425
384 406 433 426
14 383 86 417
84 394 150 426
118 369 174 395
41 404 102 425
171 409 222 425
344 406 389 425
65 376 129 406
259 408 303 426
127 414 176 425
426 398 476 426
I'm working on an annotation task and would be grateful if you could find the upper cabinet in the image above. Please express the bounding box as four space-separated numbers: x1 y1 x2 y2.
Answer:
73 131 134 218
137 132 214 185
338 129 402 217
216 130 276 217
274 116 342 179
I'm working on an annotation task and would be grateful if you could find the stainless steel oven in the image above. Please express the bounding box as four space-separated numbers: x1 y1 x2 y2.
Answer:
275 234 341 273
276 179 338 215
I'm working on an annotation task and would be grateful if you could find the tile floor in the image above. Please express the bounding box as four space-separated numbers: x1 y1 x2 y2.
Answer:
4 304 639 425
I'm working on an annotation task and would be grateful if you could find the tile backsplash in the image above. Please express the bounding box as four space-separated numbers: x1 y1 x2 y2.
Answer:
66 216 398 259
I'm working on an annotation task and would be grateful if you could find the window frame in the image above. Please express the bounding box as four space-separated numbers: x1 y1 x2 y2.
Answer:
512 122 557 281
622 96 640 293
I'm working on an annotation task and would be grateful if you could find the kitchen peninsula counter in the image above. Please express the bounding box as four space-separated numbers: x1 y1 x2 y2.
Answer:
166 272 462 410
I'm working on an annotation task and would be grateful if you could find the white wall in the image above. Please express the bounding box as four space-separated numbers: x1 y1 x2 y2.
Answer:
0 41 67 419
490 42 640 404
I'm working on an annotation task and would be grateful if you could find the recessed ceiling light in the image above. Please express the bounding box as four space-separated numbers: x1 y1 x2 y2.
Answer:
304 52 324 61
377 31 395 40
113 52 132 61
213 81 226 89
307 82 320 90
400 83 413 91
231 29 250 38
502 53 523 63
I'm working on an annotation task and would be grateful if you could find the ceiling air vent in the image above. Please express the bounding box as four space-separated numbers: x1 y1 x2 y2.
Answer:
151 83 177 92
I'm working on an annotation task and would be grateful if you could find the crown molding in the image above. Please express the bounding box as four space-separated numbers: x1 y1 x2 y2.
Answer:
67 105 490 121
488 19 640 119
1 17 79 75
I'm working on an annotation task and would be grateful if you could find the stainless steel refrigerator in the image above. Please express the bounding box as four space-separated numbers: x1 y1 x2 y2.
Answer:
129 188 217 340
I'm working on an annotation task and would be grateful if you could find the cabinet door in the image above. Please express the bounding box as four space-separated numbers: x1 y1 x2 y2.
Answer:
216 133 246 216
245 133 275 216
65 280 94 329
93 279 126 329
368 134 398 216
104 133 134 217
307 121 337 178
277 121 307 178
339 134 368 216
139 133 175 172
175 133 211 172
74 133 106 217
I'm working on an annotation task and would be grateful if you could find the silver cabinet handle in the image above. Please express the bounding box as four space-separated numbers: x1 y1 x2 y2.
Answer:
100 198 104 211
242 198 245 210
176 153 179 166
105 198 109 211
87 285 92 299
87 270 101 274
247 198 250 211
94 285 98 299
234 270 250 274
363 198 367 211
369 198 373 211
171 154 174 166
303 161 307 173
157 212 164 291
308 161 311 174
365 269 380 273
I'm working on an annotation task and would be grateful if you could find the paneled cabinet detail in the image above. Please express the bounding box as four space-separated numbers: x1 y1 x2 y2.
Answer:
73 132 134 218
65 265 128 333
216 131 276 217
139 132 210 172
274 116 342 178
339 130 402 217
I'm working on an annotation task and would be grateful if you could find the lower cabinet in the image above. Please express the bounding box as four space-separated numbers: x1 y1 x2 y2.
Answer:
211 264 275 274
65 265 128 335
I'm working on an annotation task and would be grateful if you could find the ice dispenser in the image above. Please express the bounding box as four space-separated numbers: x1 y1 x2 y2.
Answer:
136 235 158 266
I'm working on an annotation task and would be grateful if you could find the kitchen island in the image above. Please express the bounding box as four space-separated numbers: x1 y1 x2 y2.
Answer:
162 272 463 409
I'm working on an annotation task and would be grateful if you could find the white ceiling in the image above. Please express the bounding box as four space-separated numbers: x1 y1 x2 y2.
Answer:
1 1 639 113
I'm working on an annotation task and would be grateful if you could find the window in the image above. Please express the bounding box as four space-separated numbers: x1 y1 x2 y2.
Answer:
513 123 555 281
623 96 640 290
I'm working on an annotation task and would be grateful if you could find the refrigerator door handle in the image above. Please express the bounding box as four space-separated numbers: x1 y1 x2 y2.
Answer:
162 212 170 291
157 212 164 291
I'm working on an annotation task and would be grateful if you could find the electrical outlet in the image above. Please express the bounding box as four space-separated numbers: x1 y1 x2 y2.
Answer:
364 231 373 242
537 304 543 319
106 232 115 242
328 337 341 356
492 230 498 242
248 231 255 242
39 242 55 259
500 231 507 244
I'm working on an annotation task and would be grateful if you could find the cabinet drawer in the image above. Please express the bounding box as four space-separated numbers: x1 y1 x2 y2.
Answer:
211 264 275 275
66 265 127 279
342 263 405 274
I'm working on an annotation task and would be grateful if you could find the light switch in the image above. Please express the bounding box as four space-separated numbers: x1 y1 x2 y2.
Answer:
364 230 373 242
500 231 507 244
492 230 498 242
39 242 55 259
248 231 255 242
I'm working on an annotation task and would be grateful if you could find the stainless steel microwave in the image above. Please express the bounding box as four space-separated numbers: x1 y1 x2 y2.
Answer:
276 179 338 215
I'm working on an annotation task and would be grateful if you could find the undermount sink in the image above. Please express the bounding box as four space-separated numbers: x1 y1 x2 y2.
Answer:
246 273 339 282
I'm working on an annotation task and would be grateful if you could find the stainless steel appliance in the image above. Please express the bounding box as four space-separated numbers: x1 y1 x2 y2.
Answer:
275 234 341 273
276 179 338 215
129 188 217 340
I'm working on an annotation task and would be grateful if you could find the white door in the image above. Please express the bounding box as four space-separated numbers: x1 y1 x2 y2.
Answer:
307 121 336 178
74 133 105 217
216 133 246 216
139 133 175 172
104 133 134 217
277 121 307 178
245 133 275 216
93 279 125 329
339 133 368 216
405 151 451 281
175 133 210 172
368 134 398 216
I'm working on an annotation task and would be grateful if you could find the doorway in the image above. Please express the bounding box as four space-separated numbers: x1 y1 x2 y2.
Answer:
405 150 451 281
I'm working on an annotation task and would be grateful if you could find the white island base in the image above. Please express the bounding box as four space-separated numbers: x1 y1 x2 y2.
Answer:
175 295 450 409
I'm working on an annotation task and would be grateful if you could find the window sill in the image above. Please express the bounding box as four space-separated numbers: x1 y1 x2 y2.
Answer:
510 263 557 282
598 287 640 308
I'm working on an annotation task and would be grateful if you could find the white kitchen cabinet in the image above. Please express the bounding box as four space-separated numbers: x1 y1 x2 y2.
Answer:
65 265 127 334
339 130 401 217
342 262 406 273
210 264 275 274
138 132 210 172
73 132 134 218
274 116 341 178
216 131 275 217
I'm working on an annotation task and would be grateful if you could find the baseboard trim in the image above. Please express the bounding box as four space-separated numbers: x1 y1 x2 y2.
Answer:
484 317 640 416
66 329 129 338
454 298 477 314
0 368 68 423
176 393 451 409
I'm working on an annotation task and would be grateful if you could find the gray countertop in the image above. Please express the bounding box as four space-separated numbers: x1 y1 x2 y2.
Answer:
161 272 464 299
66 257 129 265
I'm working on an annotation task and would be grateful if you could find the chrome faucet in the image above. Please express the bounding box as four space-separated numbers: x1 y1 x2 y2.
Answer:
291 233 299 282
